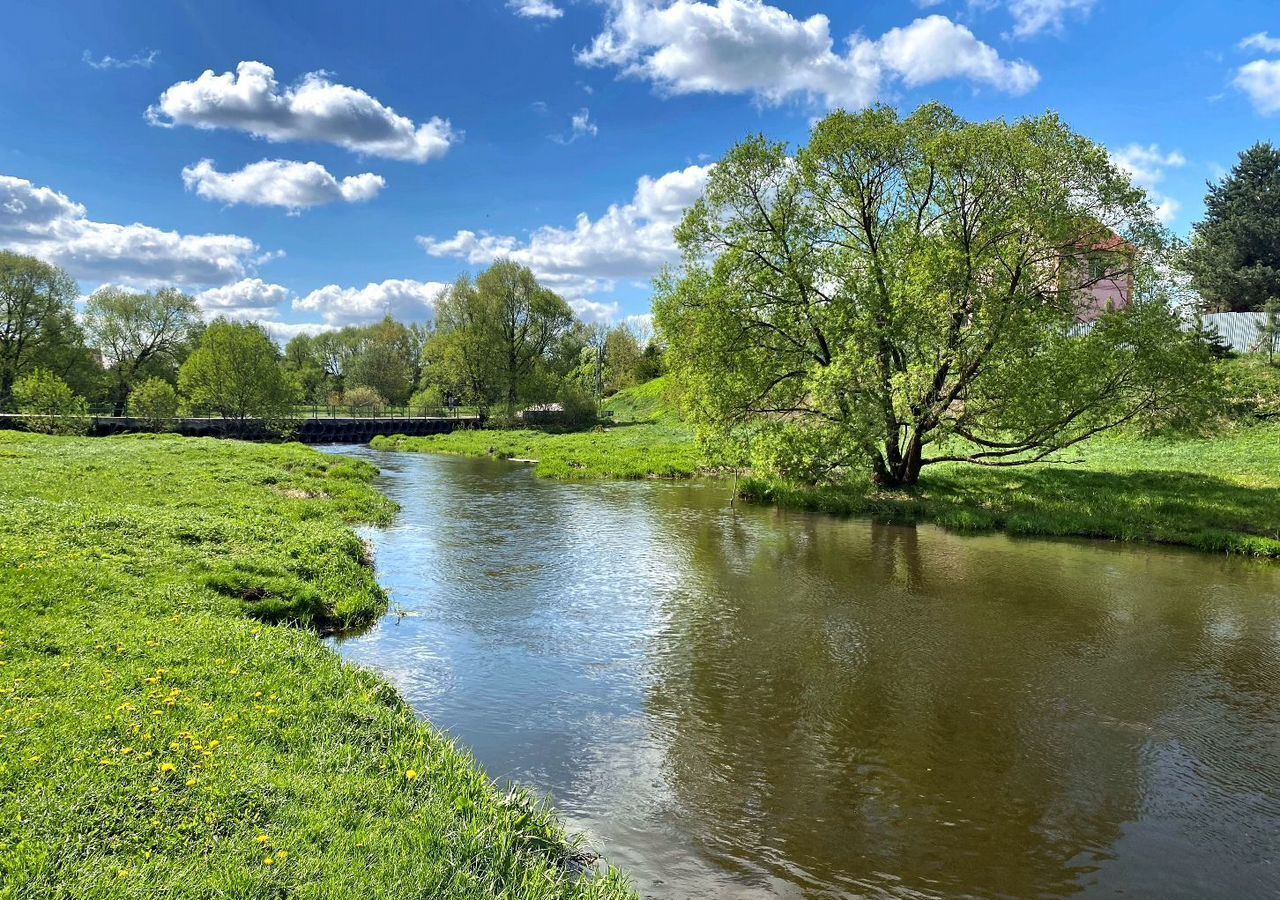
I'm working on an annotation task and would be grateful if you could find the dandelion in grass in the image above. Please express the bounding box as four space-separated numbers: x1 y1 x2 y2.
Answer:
159 762 175 774
405 769 418 780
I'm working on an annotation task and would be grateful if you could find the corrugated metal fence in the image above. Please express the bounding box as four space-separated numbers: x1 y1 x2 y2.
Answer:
1068 312 1274 352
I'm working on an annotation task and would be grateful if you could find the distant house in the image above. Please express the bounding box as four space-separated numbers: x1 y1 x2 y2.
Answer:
1072 233 1136 322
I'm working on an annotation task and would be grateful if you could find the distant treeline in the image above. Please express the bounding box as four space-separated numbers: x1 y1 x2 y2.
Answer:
0 251 661 432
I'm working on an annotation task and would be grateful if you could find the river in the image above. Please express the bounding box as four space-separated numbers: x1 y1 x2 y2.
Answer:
326 446 1280 899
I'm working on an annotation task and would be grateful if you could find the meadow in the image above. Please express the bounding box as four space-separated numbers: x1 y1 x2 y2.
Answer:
0 432 634 899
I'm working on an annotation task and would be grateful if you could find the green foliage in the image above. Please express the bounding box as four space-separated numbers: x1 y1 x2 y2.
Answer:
341 317 427 405
0 251 92 410
409 384 445 412
657 102 1213 487
84 286 201 409
550 380 598 429
341 385 386 416
280 334 331 404
740 421 1280 558
425 262 576 415
12 368 90 434
0 433 632 897
179 319 299 435
1183 143 1280 312
129 377 180 431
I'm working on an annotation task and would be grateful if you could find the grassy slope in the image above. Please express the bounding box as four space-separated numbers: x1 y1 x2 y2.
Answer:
0 432 633 899
372 378 700 479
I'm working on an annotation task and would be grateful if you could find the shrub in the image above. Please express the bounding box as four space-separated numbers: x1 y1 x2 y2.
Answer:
129 378 180 431
410 384 445 415
556 381 598 429
12 369 90 435
342 385 386 416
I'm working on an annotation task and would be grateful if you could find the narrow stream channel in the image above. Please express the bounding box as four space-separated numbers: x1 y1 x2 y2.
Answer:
325 446 1280 899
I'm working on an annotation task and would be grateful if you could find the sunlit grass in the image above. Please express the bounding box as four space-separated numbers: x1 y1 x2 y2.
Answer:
0 431 635 898
742 423 1280 557
372 379 700 480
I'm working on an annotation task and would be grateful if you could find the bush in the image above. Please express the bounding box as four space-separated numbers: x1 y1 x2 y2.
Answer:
342 385 386 416
11 369 90 435
129 377 179 431
410 384 445 414
557 381 598 428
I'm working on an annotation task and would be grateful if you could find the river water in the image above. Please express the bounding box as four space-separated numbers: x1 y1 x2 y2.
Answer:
326 447 1280 899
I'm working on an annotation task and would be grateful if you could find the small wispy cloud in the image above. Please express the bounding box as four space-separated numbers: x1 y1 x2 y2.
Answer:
82 49 159 70
508 0 562 20
551 108 598 144
1240 32 1280 54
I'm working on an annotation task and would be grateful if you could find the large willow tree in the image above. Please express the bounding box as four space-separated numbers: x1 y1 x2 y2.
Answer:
655 104 1211 487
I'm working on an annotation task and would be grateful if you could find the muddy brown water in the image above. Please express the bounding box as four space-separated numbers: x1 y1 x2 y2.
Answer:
326 447 1280 899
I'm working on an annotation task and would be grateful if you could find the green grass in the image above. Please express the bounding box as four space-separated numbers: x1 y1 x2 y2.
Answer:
742 423 1280 557
372 379 700 480
0 431 634 899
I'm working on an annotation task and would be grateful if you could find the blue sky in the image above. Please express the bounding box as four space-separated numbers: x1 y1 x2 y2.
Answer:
1 0 1277 338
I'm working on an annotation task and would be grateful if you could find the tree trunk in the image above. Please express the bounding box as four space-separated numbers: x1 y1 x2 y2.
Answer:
872 435 925 488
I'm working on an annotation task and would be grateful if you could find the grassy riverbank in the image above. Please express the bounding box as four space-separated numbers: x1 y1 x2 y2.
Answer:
746 423 1280 557
372 379 700 479
375 377 1280 558
0 432 634 898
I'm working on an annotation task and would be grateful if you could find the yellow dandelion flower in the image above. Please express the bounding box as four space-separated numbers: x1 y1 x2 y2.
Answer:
276 850 288 860
120 747 132 755
404 769 418 781
208 740 220 749
254 834 270 844
185 778 197 787
263 857 274 866
117 868 129 878
159 762 176 774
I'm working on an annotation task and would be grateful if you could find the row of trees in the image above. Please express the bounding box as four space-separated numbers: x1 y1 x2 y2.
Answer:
1 250 661 428
281 260 659 418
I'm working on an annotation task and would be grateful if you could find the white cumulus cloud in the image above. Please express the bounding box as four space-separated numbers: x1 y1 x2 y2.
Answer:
418 163 712 300
293 278 448 325
1109 143 1187 224
577 1 1038 108
1235 58 1280 116
194 278 292 320
509 0 564 19
877 16 1039 91
182 159 385 213
147 61 456 163
0 174 263 287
